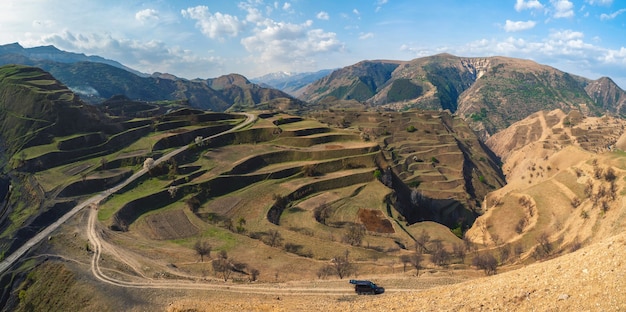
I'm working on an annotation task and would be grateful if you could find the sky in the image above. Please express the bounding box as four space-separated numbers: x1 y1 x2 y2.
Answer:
1 0 625 88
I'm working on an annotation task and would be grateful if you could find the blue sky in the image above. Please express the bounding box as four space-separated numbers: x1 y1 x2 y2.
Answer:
1 0 625 88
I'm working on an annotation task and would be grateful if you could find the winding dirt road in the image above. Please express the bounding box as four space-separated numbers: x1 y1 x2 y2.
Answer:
0 113 255 275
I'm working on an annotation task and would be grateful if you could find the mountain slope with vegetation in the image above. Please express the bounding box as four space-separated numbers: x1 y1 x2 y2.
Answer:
299 54 626 138
0 65 121 155
0 44 296 111
3 49 626 311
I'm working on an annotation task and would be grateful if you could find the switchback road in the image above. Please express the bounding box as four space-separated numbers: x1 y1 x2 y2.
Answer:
0 113 255 275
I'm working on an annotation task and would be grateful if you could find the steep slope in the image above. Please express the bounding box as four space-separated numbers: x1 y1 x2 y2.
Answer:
300 54 626 137
471 109 626 257
584 76 626 115
314 108 505 227
300 60 403 103
0 65 120 154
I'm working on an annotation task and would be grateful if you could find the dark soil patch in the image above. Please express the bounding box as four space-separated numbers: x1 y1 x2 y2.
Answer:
144 209 198 240
358 208 395 233
325 145 344 149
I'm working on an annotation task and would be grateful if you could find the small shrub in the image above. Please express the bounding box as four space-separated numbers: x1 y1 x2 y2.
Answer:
303 164 320 177
604 167 617 182
580 210 589 219
515 218 527 234
373 169 382 180
406 125 417 132
472 253 498 275
478 175 486 184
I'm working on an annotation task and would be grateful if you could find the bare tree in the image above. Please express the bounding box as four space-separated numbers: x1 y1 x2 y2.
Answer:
415 230 430 253
409 252 423 277
472 253 498 275
316 265 335 279
584 180 594 198
452 243 467 263
430 241 450 267
250 269 260 282
265 229 283 247
400 254 411 272
343 224 365 246
533 232 553 259
330 250 354 279
212 257 233 281
194 239 212 262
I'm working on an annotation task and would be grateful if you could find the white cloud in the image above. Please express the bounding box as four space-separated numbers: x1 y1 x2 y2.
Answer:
316 11 329 20
586 0 613 5
515 0 544 12
353 9 360 16
376 0 389 12
359 32 374 40
551 0 574 18
241 18 344 68
550 29 584 40
36 30 224 77
282 2 291 11
601 47 626 65
181 6 243 41
135 9 159 23
601 8 626 21
504 20 537 32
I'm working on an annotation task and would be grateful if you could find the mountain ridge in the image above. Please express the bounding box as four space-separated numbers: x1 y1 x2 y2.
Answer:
298 54 626 138
0 44 296 112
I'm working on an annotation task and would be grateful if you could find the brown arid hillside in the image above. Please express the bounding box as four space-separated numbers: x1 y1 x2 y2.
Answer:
164 109 626 311
471 108 626 259
166 232 626 311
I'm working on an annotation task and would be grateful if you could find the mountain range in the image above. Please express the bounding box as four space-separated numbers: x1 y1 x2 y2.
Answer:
0 43 293 111
251 69 334 96
2 43 626 139
299 54 626 137
3 44 626 311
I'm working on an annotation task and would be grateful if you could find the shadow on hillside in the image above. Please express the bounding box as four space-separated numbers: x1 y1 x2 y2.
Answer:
388 167 476 230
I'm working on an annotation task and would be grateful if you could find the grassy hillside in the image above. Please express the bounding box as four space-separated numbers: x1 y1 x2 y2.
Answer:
299 54 625 138
0 65 121 156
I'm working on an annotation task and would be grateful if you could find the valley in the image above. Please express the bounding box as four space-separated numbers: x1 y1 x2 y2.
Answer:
1 49 626 311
